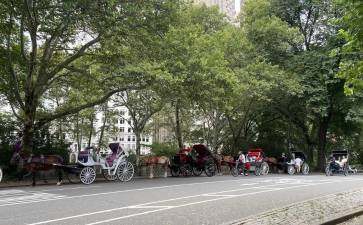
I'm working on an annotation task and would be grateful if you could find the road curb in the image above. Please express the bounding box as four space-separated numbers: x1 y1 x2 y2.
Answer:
321 208 363 225
224 187 363 225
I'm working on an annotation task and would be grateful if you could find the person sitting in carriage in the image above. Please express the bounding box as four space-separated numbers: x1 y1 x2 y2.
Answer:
292 153 303 173
237 151 250 176
329 154 341 170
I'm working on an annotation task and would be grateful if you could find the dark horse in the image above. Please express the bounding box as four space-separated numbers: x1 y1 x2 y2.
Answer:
10 142 64 186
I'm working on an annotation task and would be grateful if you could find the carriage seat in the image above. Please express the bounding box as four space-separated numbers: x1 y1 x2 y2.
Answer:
248 152 262 162
78 149 91 163
107 143 123 166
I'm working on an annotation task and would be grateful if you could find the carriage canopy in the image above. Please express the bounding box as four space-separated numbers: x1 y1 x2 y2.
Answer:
291 151 307 161
330 150 349 158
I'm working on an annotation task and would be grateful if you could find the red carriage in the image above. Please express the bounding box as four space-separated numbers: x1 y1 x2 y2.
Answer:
231 148 269 176
169 144 216 177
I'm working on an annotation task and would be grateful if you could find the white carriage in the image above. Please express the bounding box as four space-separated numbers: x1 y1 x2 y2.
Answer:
66 143 134 185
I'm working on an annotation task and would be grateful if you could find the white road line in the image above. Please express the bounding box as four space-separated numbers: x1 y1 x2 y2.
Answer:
26 183 290 225
86 184 327 225
0 178 262 207
128 205 172 209
240 183 258 186
27 180 343 225
38 186 102 192
86 208 170 225
203 194 238 197
0 189 25 195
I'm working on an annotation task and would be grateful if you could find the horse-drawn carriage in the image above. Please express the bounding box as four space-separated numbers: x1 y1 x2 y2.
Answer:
286 151 309 175
169 144 216 177
231 148 269 176
65 143 134 184
246 149 269 176
325 150 349 176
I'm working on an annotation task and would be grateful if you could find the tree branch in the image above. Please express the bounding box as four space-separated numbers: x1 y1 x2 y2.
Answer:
35 84 144 128
46 36 100 79
6 10 25 110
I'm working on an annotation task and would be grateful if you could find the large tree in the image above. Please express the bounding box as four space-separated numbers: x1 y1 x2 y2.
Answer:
0 0 176 153
336 0 363 95
269 0 357 170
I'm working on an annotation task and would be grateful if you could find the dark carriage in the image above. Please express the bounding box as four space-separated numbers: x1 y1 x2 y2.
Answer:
287 151 309 175
277 151 309 175
169 144 216 177
325 150 349 176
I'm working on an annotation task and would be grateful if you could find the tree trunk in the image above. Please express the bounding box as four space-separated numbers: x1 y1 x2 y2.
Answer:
317 119 329 172
98 104 108 147
88 114 94 147
59 119 63 146
23 118 35 154
134 130 141 168
75 114 80 151
307 142 314 164
175 101 183 149
22 99 37 154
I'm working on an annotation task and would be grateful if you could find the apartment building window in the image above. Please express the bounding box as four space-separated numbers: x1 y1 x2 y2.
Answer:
142 137 145 142
132 136 135 142
119 127 124 132
127 136 131 142
146 137 149 143
119 118 125 124
120 110 125 116
119 136 124 141
113 137 118 141
128 127 132 133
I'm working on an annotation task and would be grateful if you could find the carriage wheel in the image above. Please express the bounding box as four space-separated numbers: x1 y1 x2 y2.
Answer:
254 166 261 176
64 168 80 184
117 161 134 182
302 163 309 175
170 167 180 177
260 162 269 176
287 165 295 175
181 164 193 177
325 165 332 176
193 167 203 176
0 167 3 183
231 166 239 177
231 164 243 177
102 169 117 181
80 167 96 185
204 161 216 177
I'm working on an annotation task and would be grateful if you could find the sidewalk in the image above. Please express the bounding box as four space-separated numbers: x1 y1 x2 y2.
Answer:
229 188 363 225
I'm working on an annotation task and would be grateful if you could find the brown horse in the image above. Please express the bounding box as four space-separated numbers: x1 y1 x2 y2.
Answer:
10 150 64 186
213 155 236 174
140 156 170 178
265 157 279 173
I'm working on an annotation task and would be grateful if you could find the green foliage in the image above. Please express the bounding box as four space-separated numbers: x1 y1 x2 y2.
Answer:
149 142 178 158
335 0 363 95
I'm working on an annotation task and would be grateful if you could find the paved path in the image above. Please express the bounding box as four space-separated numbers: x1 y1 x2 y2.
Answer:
1 174 363 225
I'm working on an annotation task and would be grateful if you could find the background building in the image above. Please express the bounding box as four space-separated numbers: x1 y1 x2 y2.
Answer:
69 101 153 155
194 0 241 20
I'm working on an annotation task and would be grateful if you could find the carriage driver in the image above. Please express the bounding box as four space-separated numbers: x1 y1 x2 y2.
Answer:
237 151 250 176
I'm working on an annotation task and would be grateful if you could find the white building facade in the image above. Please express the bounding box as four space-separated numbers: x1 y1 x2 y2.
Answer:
72 103 152 155
194 0 242 20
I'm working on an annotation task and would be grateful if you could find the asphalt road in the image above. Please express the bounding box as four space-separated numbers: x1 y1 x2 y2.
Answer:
1 174 363 225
